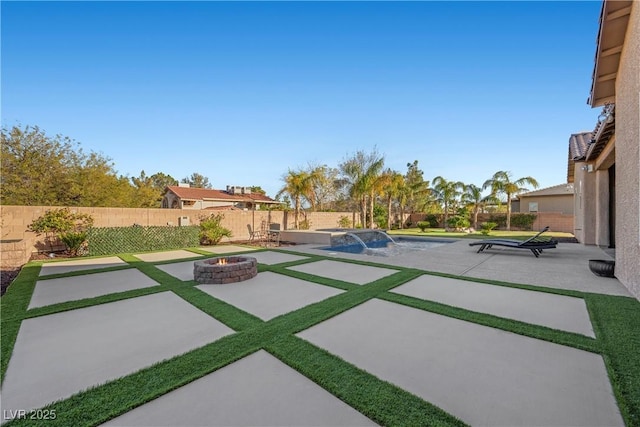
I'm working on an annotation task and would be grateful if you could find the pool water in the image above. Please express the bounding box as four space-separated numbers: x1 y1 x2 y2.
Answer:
322 236 450 256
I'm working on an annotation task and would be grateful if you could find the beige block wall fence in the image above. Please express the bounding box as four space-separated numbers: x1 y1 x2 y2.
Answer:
0 205 357 269
1 205 574 271
408 212 574 234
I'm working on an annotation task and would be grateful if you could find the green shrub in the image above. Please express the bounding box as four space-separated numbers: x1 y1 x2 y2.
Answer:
425 214 440 228
299 219 312 230
60 231 88 256
337 215 352 228
489 214 507 228
417 221 430 232
480 222 498 236
28 208 94 254
446 216 470 229
510 213 537 230
199 213 232 245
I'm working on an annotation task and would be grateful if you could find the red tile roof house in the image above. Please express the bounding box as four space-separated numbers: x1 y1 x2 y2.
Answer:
161 185 280 211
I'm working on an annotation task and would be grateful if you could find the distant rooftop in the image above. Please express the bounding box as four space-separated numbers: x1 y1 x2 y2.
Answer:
516 184 574 199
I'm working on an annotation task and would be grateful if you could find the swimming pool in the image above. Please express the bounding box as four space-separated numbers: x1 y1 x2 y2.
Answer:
321 236 451 256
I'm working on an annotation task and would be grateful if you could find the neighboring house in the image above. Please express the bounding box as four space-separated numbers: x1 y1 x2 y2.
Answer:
569 0 638 299
512 184 574 215
162 185 280 211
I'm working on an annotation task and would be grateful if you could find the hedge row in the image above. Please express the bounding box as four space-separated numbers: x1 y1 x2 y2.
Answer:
86 226 200 255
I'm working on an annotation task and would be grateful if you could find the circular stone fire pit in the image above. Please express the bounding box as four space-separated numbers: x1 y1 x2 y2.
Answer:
194 256 258 284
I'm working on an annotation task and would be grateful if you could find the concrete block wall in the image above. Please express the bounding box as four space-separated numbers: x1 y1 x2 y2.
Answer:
407 212 574 234
0 205 356 263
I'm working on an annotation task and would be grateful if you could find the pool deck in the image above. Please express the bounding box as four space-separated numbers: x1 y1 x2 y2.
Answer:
286 238 632 296
0 240 634 426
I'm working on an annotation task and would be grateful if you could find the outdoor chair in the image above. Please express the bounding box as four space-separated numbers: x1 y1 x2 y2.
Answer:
247 224 263 243
469 226 558 258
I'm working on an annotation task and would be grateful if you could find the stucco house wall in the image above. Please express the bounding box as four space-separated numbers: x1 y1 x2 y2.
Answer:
614 3 639 297
517 195 574 215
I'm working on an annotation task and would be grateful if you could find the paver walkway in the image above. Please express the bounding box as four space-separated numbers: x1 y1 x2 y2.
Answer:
0 244 633 426
298 298 622 427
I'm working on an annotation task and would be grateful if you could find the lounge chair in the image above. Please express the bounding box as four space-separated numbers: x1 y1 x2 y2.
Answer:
469 226 557 258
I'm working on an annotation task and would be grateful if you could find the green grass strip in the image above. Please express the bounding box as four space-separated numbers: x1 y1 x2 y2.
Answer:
587 293 640 427
1 264 41 382
381 291 598 353
167 284 263 331
266 335 468 427
24 286 167 319
35 264 134 281
3 332 261 427
2 249 638 427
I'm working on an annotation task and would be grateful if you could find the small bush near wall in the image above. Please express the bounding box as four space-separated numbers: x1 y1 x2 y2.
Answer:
488 214 507 228
86 226 199 256
510 213 537 231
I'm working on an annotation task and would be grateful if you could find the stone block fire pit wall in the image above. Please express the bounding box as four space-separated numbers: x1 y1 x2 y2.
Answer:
194 256 258 284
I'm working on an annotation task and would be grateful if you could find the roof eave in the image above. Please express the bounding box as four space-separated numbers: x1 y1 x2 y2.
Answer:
588 0 633 107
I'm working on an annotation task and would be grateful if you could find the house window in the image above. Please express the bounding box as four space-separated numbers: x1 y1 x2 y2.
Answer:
182 200 196 207
528 202 538 212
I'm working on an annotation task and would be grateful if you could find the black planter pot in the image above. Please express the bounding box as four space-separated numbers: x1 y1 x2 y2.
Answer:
589 260 615 278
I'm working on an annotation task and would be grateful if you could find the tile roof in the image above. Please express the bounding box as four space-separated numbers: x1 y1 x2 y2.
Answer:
165 186 278 203
586 104 615 161
567 132 592 183
516 184 574 198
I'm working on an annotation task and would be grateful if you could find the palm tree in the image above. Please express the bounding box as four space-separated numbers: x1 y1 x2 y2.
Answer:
432 176 465 228
339 149 384 228
483 171 539 230
277 169 314 229
380 169 404 229
461 184 499 230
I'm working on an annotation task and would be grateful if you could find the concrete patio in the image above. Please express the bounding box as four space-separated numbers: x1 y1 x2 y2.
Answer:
0 242 633 426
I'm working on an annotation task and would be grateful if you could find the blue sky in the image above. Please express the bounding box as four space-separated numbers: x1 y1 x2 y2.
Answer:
2 1 603 199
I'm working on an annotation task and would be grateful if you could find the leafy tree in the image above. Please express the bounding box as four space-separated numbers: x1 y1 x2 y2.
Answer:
248 186 267 195
28 208 94 254
131 170 162 208
307 164 341 212
404 160 432 214
2 125 83 205
1 125 138 207
150 172 178 191
182 173 212 189
432 176 465 228
483 171 539 230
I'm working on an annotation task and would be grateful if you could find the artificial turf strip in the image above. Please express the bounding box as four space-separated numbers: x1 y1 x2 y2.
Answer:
168 285 263 331
586 293 640 427
24 285 168 320
381 291 599 353
34 264 134 281
266 335 468 427
3 333 265 427
1 264 41 382
1 250 638 427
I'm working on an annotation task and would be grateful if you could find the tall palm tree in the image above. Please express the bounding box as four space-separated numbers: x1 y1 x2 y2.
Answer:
432 176 465 228
380 169 405 229
339 149 384 228
483 171 539 230
461 184 499 230
277 169 314 229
